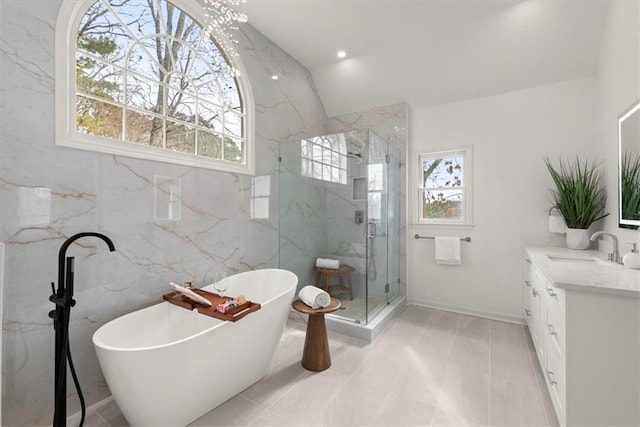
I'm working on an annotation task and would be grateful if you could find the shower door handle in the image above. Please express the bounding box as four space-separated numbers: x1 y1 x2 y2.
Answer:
366 221 377 239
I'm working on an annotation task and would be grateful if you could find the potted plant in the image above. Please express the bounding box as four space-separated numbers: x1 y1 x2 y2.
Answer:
544 156 608 249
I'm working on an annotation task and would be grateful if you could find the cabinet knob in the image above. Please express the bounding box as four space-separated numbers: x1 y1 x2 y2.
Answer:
525 280 532 287
546 370 558 385
547 323 558 336
546 287 557 297
532 289 539 297
525 309 531 317
525 259 532 264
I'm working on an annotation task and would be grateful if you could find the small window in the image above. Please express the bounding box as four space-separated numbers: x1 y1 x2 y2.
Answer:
418 147 472 225
301 134 347 184
55 0 254 174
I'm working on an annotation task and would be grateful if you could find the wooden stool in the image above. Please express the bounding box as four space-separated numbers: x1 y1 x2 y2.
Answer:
314 264 355 300
292 298 341 372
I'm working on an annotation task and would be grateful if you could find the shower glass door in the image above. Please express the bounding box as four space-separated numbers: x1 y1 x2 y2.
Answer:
365 130 390 322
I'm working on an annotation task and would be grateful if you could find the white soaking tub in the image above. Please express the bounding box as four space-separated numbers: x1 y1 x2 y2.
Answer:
93 269 298 426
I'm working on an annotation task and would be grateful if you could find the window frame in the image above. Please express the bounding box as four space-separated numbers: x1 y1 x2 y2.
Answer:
55 0 255 175
416 147 473 226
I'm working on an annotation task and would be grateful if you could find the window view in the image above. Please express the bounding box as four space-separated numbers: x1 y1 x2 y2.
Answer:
74 0 246 165
301 134 347 184
419 150 469 224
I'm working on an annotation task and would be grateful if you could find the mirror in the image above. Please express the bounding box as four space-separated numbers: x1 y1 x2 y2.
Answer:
619 100 640 229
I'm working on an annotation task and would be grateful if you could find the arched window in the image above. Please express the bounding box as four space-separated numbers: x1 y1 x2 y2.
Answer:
301 133 348 184
55 0 254 174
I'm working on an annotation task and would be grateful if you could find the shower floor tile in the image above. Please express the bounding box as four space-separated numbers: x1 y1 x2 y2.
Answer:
84 306 557 427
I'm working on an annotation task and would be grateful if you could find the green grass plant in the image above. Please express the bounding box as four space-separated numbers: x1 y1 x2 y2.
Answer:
544 156 608 229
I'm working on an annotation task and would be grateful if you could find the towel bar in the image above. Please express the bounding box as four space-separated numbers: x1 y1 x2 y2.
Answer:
414 234 471 242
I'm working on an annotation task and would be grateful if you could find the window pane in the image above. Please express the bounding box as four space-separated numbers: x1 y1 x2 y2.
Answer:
422 155 464 188
422 189 463 220
126 109 163 147
198 100 223 132
166 89 197 124
76 95 122 139
301 139 310 159
312 143 322 162
223 111 243 138
126 41 164 80
197 130 222 158
76 54 123 103
223 137 244 163
166 120 195 153
125 74 160 112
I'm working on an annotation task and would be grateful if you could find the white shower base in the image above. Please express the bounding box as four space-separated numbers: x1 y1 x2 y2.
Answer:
325 295 406 342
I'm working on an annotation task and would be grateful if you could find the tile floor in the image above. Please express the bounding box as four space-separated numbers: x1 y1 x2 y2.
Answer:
82 305 559 426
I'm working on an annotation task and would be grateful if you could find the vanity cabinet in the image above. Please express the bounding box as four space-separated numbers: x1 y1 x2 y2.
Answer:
524 248 640 427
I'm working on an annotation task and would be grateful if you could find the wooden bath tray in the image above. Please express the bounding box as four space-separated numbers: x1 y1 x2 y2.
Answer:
163 289 261 322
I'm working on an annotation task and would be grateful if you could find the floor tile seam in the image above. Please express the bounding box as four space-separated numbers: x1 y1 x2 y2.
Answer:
306 373 354 426
92 408 111 427
235 391 292 424
239 369 312 412
431 358 451 422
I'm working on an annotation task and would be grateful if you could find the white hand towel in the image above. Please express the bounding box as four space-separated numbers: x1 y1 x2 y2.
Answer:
298 285 331 309
316 258 340 269
435 236 462 265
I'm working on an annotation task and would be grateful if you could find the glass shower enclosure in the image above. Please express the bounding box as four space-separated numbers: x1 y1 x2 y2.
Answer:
278 129 401 324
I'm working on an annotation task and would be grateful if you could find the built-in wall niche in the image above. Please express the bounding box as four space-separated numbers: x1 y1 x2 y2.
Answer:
154 176 182 221
352 177 367 201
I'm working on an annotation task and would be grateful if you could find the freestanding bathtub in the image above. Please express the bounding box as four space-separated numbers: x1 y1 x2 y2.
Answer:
92 269 298 426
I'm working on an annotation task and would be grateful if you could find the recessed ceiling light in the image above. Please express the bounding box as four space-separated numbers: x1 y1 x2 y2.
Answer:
271 75 279 80
337 50 346 59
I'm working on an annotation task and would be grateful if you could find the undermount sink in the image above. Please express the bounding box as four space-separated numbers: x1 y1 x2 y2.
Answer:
546 254 599 264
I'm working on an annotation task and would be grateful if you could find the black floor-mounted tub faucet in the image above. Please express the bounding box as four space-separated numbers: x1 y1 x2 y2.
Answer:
49 232 116 427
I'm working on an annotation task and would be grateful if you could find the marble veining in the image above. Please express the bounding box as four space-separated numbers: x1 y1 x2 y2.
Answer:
0 1 330 424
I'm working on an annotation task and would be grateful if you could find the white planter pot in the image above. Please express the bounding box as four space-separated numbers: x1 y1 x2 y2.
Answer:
566 228 591 250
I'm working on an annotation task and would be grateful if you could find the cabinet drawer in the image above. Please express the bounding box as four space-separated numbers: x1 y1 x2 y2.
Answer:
546 297 565 357
545 342 566 425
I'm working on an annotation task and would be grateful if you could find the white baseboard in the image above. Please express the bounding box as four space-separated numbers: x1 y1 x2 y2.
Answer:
407 297 525 325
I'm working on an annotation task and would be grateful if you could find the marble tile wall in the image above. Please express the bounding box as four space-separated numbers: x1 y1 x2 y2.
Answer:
0 1 328 424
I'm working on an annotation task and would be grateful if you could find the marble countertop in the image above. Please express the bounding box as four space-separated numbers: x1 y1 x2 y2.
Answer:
525 246 640 297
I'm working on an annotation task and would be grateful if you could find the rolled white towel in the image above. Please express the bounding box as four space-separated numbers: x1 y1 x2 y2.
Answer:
316 258 340 269
298 285 331 309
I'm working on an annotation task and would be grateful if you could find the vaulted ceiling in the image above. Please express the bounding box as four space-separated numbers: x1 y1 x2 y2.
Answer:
240 0 610 116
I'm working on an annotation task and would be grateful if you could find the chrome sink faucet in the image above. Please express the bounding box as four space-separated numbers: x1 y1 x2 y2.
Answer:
589 231 621 264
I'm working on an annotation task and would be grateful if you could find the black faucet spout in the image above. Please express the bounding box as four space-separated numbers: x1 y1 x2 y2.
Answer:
57 232 116 296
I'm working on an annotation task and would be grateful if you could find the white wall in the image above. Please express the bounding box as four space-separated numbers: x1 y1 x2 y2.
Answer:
596 1 640 248
408 79 598 321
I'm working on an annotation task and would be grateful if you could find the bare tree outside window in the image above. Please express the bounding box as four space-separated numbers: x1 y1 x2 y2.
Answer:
75 0 245 163
419 150 468 223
